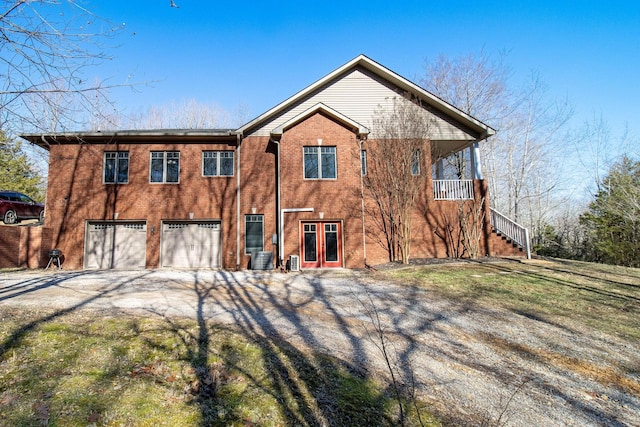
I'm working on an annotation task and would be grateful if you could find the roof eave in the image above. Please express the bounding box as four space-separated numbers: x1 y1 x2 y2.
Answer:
270 102 370 138
20 129 240 150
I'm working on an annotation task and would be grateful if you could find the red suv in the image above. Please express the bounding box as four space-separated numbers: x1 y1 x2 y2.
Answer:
0 191 45 224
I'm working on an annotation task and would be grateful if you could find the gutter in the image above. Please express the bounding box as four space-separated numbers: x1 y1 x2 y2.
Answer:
236 133 242 270
359 137 368 267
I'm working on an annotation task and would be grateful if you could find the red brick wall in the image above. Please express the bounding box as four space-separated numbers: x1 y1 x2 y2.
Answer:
422 180 525 258
237 136 276 269
40 127 523 271
0 225 53 268
278 113 365 268
45 141 238 269
242 113 524 268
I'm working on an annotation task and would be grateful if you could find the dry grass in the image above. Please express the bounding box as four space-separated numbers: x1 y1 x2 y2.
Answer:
481 333 640 397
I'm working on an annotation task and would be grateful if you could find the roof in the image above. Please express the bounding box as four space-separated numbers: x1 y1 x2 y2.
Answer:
21 55 495 150
237 54 495 140
20 129 238 150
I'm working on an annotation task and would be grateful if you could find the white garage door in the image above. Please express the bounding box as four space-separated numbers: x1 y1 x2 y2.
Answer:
85 222 147 269
161 221 221 268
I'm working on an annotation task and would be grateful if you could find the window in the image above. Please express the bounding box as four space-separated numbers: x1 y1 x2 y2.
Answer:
245 215 264 254
411 149 421 176
104 152 129 184
203 151 234 176
304 146 336 179
16 193 32 203
150 151 180 183
360 149 367 176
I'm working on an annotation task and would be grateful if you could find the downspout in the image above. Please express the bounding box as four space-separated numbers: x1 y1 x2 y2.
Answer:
280 208 314 263
236 133 242 270
359 137 368 268
271 137 282 267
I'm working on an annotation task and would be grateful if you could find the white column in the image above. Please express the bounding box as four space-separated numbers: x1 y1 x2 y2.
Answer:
436 159 445 180
471 142 483 180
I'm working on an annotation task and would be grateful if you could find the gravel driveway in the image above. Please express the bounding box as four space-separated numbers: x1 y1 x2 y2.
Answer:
0 268 638 426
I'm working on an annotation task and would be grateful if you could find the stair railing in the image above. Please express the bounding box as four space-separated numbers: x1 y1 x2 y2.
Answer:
490 209 531 259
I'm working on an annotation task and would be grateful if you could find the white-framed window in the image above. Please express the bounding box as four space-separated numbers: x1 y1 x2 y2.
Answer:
104 151 129 184
304 146 336 179
360 149 367 176
203 151 234 176
245 214 264 254
150 151 180 183
412 149 421 176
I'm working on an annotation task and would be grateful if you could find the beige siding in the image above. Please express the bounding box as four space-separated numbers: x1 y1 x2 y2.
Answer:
247 68 475 141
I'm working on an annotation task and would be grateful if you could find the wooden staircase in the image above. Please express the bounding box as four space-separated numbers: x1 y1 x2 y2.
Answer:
490 209 531 259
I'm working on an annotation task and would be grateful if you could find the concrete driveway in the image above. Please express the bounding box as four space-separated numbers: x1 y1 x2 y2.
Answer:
0 268 638 426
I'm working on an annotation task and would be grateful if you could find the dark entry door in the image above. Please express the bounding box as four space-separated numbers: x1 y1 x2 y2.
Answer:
300 221 342 268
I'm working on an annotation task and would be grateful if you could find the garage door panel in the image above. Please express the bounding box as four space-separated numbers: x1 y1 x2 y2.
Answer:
161 224 190 268
86 223 115 269
85 222 147 269
112 223 147 268
161 222 221 268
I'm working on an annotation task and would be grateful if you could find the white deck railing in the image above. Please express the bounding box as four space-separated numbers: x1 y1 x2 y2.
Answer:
490 209 531 259
433 179 474 200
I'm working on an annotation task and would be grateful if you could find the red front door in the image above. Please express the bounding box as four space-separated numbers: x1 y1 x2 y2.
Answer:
301 221 342 268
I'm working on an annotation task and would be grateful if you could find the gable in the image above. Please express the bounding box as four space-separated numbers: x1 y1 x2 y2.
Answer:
239 55 494 143
272 102 369 137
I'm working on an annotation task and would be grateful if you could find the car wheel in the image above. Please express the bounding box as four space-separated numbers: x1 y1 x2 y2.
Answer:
3 209 17 224
39 210 45 223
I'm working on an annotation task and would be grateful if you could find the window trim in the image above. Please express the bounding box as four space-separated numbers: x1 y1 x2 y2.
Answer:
303 146 337 180
103 151 129 184
149 151 180 184
411 149 421 176
245 214 264 255
202 150 235 177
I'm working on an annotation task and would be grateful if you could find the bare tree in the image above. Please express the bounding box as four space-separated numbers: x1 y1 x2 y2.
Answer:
422 51 572 250
114 99 251 130
571 115 636 197
364 95 431 264
459 198 485 259
498 73 572 222
0 0 128 133
421 50 511 183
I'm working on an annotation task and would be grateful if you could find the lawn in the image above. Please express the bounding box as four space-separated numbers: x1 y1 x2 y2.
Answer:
0 307 436 427
384 258 640 405
384 258 640 342
1 257 638 426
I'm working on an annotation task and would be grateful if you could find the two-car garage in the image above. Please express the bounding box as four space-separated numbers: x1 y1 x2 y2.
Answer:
84 220 221 269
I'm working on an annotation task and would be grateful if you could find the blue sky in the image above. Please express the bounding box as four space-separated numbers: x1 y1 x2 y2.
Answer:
87 1 638 149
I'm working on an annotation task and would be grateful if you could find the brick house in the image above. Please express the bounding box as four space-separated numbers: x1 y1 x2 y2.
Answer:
20 55 527 270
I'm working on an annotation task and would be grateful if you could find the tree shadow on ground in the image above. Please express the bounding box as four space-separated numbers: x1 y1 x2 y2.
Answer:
1 267 638 426
143 271 397 426
0 270 154 356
